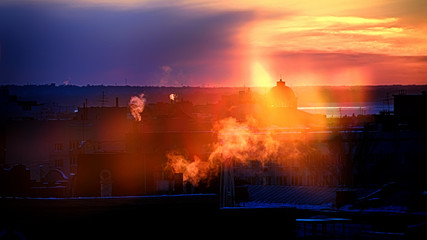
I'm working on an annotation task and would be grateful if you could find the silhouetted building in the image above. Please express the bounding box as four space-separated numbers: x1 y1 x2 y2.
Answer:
1 87 43 120
394 91 427 128
0 165 31 196
2 85 427 204
268 79 297 108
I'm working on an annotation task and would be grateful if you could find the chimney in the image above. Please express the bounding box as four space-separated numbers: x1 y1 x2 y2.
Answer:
115 97 119 107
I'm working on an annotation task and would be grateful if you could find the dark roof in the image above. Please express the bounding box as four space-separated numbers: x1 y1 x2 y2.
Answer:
246 185 337 205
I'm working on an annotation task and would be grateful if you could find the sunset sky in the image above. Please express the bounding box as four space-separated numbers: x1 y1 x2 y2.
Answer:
0 0 426 87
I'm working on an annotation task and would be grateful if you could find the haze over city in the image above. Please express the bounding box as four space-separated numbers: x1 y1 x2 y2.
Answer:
1 0 427 87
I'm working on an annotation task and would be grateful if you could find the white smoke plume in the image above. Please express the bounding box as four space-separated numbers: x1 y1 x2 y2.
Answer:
164 117 282 186
208 117 279 165
129 93 146 121
169 93 177 102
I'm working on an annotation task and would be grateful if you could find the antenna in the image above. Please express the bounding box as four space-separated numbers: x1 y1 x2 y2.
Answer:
386 92 390 112
102 91 105 107
99 91 108 107
279 73 285 83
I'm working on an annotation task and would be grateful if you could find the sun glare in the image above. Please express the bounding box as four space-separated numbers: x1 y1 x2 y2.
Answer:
251 61 275 87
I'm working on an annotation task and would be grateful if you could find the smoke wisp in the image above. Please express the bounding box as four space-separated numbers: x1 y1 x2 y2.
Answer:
129 93 146 121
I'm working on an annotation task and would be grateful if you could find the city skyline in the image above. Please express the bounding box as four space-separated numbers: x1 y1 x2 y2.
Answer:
1 0 427 87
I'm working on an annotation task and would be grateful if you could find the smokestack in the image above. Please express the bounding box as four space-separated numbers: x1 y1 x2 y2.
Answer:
115 97 119 107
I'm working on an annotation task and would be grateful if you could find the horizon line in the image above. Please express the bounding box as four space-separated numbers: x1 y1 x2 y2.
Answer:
2 83 427 88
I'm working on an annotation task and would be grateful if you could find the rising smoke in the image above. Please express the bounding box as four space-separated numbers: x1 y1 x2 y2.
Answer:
129 93 146 121
164 113 336 187
165 152 211 186
164 117 286 186
209 117 279 164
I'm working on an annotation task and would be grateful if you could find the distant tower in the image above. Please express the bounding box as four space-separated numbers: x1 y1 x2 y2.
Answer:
100 91 107 107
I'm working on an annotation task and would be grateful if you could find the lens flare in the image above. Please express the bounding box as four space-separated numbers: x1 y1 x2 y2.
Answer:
251 61 275 87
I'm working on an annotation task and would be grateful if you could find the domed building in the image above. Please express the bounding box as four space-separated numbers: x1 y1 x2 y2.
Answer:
268 79 297 109
263 78 325 128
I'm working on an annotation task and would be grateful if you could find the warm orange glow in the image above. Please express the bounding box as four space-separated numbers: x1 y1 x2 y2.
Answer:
331 67 372 87
251 61 275 87
58 0 427 57
164 117 282 186
210 117 279 163
164 103 329 185
165 152 210 186
169 93 177 101
45 0 427 86
249 15 414 56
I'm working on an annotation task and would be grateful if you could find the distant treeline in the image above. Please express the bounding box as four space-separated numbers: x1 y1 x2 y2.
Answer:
2 84 427 107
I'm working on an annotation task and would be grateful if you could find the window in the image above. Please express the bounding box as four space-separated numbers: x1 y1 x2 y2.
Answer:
54 143 63 152
55 159 63 168
70 156 77 166
69 140 78 151
22 105 32 111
